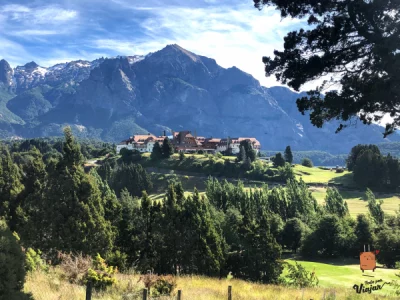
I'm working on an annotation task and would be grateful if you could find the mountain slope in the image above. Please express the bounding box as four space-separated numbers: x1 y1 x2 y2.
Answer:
1 44 399 153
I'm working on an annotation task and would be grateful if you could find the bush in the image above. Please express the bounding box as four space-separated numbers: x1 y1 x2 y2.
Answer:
84 254 117 290
301 158 314 168
265 169 276 176
152 275 177 296
282 261 319 288
336 168 344 173
106 250 128 272
59 252 93 284
0 220 32 300
25 248 48 272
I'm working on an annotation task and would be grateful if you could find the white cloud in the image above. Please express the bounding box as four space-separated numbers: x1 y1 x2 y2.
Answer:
91 3 305 88
12 29 59 36
0 4 78 25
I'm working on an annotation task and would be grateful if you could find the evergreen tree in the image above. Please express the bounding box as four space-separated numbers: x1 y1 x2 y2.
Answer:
162 138 174 158
0 220 32 300
234 214 283 283
354 214 375 253
366 189 385 225
181 189 225 275
347 145 381 171
0 146 24 223
41 128 115 255
13 148 48 247
151 142 163 161
238 146 247 162
324 187 349 218
282 218 306 253
179 151 185 161
284 146 293 164
273 153 285 167
239 140 256 162
110 163 153 197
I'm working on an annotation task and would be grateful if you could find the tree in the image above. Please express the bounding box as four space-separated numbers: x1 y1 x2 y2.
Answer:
366 189 384 225
354 214 375 253
40 128 116 255
0 146 24 223
110 163 153 197
301 158 313 168
239 140 256 162
273 153 285 167
324 187 349 218
254 0 400 137
151 142 163 161
347 145 381 171
284 146 293 164
353 150 385 188
282 218 307 253
179 151 185 161
0 220 32 300
162 138 174 159
375 229 400 268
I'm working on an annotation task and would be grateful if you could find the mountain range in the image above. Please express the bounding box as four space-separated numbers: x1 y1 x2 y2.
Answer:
0 44 398 154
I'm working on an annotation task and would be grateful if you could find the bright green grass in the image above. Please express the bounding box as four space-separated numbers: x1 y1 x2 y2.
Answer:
284 258 399 296
311 187 400 216
294 165 354 186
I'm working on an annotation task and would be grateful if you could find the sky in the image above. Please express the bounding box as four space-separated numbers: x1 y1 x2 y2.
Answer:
0 0 309 88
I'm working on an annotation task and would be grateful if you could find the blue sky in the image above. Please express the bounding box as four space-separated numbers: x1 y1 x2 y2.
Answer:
0 0 307 87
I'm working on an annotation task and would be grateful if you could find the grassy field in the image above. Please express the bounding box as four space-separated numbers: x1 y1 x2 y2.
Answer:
25 266 400 300
284 258 399 297
293 165 354 186
311 187 400 216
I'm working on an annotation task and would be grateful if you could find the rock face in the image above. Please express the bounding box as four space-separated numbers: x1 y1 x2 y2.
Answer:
0 59 13 89
0 44 399 153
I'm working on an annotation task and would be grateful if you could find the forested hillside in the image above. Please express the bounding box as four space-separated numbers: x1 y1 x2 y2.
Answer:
2 132 400 299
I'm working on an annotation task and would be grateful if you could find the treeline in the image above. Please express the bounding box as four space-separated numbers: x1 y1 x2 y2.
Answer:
263 150 347 166
7 136 115 161
347 144 400 190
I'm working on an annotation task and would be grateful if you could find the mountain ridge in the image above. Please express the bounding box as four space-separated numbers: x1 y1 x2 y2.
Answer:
0 44 398 153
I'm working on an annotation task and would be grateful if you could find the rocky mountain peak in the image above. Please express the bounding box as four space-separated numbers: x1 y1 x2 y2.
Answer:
24 61 39 70
0 59 13 88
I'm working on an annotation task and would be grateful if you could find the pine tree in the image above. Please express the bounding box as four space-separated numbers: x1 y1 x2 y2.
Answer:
273 153 285 167
0 146 24 224
284 146 293 164
162 138 174 158
13 148 48 247
41 128 115 255
151 142 163 161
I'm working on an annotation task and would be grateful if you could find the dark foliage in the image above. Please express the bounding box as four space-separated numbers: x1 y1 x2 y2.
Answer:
254 0 400 137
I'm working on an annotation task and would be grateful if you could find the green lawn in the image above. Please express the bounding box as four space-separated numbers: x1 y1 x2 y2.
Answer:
294 165 354 186
311 187 399 216
284 258 399 296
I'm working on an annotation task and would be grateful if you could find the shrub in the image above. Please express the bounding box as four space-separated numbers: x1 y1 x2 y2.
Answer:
84 254 117 290
282 261 319 288
106 250 128 272
265 169 276 176
336 168 344 173
0 220 32 300
59 252 93 284
152 275 177 296
25 248 48 272
301 158 314 168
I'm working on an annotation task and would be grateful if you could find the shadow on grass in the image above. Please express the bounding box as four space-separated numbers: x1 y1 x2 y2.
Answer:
283 253 359 267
